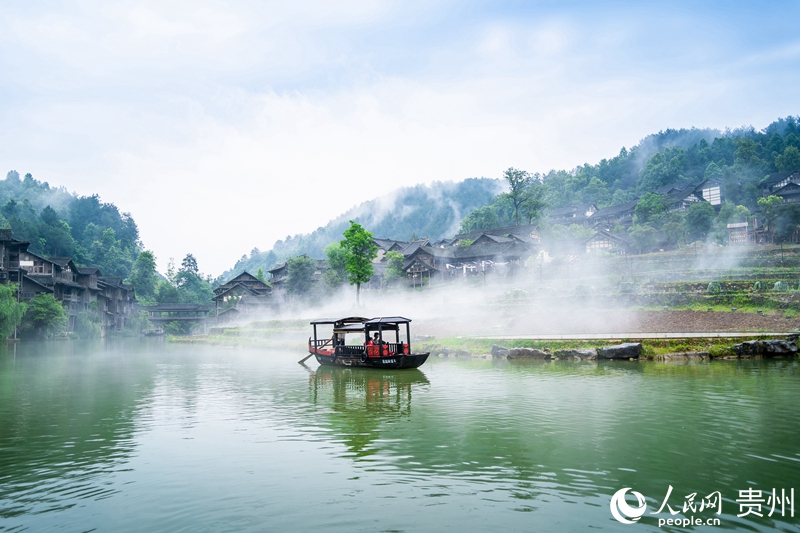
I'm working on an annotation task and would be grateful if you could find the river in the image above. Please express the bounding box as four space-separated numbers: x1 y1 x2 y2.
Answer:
1 340 798 532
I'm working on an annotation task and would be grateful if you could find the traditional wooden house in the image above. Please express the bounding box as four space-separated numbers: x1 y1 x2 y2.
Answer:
0 228 134 334
268 261 288 290
402 240 534 285
548 203 598 226
98 277 135 332
772 182 800 203
760 171 800 197
588 200 638 229
584 230 632 255
372 238 409 262
449 224 540 246
212 271 275 319
653 183 705 211
726 222 752 245
694 179 723 206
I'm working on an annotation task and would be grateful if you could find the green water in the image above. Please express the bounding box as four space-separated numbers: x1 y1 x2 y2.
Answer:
0 340 798 532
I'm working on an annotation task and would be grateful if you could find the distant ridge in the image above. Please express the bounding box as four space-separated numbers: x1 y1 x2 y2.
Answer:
217 178 503 283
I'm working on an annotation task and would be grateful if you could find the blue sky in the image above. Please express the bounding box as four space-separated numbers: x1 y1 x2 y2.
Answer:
1 1 799 274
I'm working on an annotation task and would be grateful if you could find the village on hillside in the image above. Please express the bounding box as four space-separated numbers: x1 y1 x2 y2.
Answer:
213 169 800 324
0 169 797 336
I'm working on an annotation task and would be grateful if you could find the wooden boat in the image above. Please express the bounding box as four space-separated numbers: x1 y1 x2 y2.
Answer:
308 316 430 369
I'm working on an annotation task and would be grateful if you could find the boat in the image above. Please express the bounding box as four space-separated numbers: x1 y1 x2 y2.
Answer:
308 316 430 369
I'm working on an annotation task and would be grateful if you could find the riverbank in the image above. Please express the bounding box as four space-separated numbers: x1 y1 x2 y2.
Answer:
416 334 799 360
168 310 799 361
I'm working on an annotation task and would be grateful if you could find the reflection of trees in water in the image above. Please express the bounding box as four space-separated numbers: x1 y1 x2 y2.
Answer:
0 341 156 518
308 367 429 457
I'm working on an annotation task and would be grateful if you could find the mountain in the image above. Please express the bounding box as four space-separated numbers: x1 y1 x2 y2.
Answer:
219 115 800 283
218 178 504 282
0 170 141 279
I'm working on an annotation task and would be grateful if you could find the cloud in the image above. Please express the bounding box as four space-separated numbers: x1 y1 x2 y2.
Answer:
0 1 798 274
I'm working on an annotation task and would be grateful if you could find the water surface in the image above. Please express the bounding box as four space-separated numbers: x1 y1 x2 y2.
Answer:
1 341 798 532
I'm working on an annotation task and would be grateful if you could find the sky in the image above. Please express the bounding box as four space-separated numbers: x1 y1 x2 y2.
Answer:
1 1 799 275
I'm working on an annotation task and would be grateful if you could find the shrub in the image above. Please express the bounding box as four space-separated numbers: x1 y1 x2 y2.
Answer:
619 282 639 294
706 281 722 294
773 281 790 291
753 281 763 291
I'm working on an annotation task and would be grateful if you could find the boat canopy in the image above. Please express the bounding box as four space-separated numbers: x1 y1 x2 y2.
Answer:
310 316 368 326
310 316 411 333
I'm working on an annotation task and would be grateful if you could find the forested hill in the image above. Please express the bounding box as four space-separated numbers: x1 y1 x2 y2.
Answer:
219 115 800 283
459 116 800 232
544 117 800 211
219 178 504 282
0 170 140 278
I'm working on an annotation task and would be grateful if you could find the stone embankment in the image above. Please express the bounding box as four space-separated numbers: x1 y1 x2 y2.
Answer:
419 336 799 361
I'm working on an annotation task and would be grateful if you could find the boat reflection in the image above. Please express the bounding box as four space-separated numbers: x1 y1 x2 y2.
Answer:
307 367 429 457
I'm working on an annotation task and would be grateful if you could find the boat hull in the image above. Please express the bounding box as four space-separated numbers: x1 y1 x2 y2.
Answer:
313 352 430 369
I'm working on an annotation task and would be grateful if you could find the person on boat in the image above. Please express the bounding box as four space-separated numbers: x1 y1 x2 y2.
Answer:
372 333 382 345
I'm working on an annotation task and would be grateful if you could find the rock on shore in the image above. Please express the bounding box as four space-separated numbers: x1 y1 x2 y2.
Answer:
507 347 550 359
552 348 596 360
732 340 798 357
596 342 642 360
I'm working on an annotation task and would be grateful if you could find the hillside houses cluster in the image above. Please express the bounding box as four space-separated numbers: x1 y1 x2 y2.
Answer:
249 170 800 300
0 228 135 333
551 171 800 249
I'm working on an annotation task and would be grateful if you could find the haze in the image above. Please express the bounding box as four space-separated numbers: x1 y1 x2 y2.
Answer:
1 1 798 275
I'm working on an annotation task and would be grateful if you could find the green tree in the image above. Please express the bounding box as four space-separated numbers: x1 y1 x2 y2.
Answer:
502 168 532 225
74 311 101 339
181 253 199 274
661 213 686 246
773 204 800 244
255 268 266 283
155 280 180 303
0 283 26 339
127 250 158 303
775 146 800 172
634 193 666 226
685 202 716 242
629 225 658 254
20 293 67 338
322 243 347 289
521 179 547 224
286 255 318 296
582 176 610 206
382 250 405 287
340 221 378 304
757 195 783 242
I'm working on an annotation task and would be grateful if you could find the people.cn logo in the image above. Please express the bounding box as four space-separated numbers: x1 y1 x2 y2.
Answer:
610 488 647 524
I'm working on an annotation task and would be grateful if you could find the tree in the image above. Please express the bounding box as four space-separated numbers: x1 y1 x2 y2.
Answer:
127 250 158 303
521 179 547 224
502 168 532 225
255 268 266 283
75 311 101 338
382 250 405 287
629 225 658 254
181 253 198 274
0 283 26 339
286 255 318 296
685 202 716 242
775 146 800 172
322 243 347 289
340 221 378 304
773 204 800 244
20 293 67 339
634 193 666 226
758 195 783 242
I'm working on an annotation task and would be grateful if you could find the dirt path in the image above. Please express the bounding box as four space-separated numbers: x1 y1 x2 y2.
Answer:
415 310 800 337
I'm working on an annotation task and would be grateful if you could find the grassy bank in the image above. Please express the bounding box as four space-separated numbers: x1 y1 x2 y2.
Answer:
418 335 797 360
